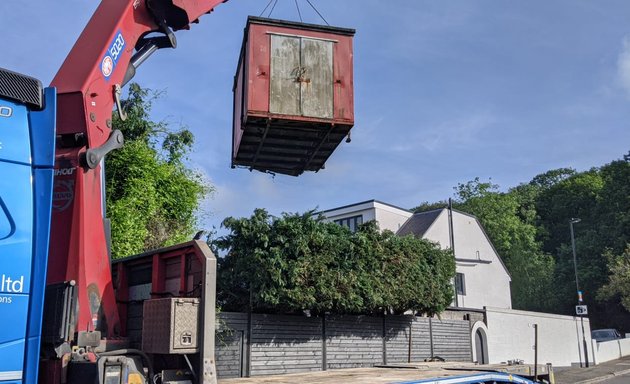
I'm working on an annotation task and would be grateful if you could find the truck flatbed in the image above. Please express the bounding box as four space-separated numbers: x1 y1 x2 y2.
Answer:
219 362 550 383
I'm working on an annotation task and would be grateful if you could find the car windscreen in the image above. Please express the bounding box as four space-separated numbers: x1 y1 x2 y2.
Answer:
592 330 612 339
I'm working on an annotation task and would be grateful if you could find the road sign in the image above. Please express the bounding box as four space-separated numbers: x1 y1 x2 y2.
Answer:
576 305 588 315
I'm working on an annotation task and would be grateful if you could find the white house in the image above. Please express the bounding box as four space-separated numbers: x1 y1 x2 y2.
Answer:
318 200 512 311
316 200 413 233
398 208 512 310
317 200 608 367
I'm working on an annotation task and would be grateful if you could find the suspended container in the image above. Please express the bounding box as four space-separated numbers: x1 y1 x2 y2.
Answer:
232 16 355 176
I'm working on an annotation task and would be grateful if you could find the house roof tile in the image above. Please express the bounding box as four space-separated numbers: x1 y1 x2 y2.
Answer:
397 209 443 237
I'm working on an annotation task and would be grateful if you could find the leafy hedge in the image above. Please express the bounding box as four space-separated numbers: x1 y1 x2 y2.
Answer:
106 84 211 258
214 209 455 315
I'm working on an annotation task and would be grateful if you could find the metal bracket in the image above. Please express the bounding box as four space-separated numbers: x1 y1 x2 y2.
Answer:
113 84 127 121
82 130 125 169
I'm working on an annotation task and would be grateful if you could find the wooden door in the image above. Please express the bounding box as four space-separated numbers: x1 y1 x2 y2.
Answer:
270 34 333 119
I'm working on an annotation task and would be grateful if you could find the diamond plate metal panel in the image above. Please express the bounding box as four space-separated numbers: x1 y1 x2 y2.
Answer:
142 298 199 354
173 299 199 350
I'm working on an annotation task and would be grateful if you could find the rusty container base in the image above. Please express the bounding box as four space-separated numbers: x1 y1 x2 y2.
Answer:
234 116 351 176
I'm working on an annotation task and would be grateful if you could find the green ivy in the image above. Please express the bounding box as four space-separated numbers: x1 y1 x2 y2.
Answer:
105 84 212 258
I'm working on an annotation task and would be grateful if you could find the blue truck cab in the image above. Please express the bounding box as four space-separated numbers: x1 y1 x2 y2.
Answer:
0 68 56 384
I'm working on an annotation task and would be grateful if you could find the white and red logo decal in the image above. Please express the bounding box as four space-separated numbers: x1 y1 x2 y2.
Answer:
101 56 114 78
101 31 125 80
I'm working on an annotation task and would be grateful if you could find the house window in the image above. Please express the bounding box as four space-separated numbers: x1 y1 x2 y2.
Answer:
455 273 466 295
334 215 363 232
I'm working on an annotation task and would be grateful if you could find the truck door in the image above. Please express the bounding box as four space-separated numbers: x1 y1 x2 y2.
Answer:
0 68 56 384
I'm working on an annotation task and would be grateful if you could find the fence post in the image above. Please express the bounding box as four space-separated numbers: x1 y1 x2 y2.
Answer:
382 313 387 365
408 317 413 363
246 292 252 377
429 317 434 358
322 313 327 371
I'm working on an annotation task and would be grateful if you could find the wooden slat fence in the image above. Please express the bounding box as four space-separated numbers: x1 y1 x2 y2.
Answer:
216 312 472 379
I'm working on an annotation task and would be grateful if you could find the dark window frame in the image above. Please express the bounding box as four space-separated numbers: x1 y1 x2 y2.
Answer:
334 215 363 232
455 272 466 296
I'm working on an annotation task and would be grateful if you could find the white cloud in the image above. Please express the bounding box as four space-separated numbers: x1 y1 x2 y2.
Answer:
617 36 630 97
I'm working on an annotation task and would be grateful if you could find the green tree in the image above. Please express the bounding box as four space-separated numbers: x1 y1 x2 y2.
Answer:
411 200 449 213
106 84 212 258
214 209 455 315
598 246 630 312
411 156 630 329
453 178 556 311
534 159 630 327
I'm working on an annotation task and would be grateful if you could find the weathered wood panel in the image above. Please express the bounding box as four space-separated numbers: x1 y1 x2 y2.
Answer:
300 38 333 119
385 315 412 364
325 315 383 369
411 317 433 362
431 318 472 362
250 314 322 375
216 312 248 379
270 35 301 116
214 312 472 378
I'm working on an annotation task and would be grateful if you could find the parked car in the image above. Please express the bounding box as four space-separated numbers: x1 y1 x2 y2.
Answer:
591 328 622 342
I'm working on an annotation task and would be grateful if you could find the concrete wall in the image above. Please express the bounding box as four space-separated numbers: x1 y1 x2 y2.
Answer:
484 307 594 367
592 338 630 365
215 313 472 378
424 210 512 310
319 202 376 224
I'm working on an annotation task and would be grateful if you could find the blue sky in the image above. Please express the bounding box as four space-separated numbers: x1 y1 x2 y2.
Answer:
2 0 630 233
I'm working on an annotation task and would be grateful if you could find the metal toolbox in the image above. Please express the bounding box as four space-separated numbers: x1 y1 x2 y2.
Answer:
142 298 200 354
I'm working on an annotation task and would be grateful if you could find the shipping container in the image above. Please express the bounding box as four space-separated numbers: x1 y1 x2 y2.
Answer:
232 16 355 176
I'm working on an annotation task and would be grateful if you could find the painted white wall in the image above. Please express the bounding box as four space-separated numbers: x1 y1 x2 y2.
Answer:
318 200 411 232
423 210 512 310
322 206 376 224
373 203 413 232
485 307 594 367
591 338 630 365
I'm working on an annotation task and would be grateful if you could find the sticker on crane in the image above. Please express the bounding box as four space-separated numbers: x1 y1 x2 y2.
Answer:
101 31 126 80
52 180 75 212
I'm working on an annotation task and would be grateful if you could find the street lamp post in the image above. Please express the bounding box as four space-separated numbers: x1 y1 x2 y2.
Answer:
570 218 589 368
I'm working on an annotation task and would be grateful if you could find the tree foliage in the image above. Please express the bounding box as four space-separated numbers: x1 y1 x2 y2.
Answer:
532 160 630 327
453 178 556 311
416 155 630 330
214 209 455 315
598 246 630 312
106 84 212 258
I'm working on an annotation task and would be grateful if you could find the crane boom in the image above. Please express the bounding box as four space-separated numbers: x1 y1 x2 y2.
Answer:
48 0 226 341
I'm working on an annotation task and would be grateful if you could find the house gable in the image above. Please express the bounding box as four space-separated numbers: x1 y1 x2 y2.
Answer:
422 209 512 309
397 208 512 310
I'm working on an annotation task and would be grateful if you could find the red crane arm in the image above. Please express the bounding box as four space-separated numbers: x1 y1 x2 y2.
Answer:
47 0 227 339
